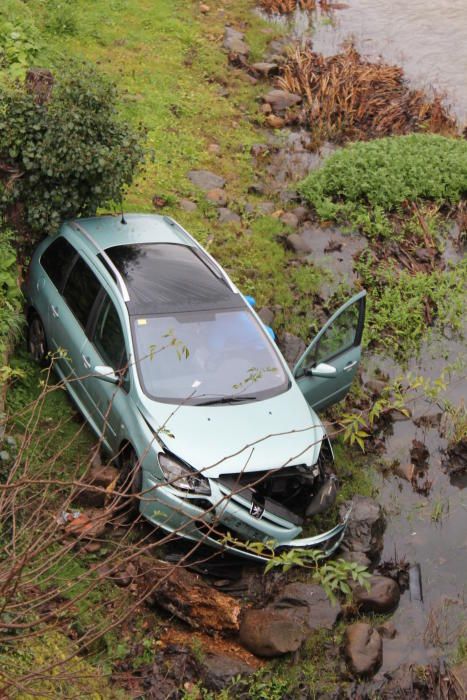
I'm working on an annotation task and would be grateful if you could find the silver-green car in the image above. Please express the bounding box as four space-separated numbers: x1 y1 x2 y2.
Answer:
25 214 366 561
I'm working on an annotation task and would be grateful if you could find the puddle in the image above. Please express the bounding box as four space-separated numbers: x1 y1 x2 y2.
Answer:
259 2 467 125
363 330 467 673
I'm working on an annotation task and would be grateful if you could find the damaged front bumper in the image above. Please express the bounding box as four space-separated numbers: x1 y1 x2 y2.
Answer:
140 472 351 562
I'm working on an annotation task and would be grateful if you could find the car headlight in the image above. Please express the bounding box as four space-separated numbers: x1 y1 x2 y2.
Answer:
158 453 211 496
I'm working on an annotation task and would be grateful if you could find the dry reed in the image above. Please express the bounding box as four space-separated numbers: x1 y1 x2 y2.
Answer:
278 47 456 141
259 0 317 14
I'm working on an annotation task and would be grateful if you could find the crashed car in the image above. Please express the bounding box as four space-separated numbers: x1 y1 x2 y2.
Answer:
24 214 366 560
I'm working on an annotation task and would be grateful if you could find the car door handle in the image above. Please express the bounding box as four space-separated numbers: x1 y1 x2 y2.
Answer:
343 360 357 372
82 354 91 369
50 305 60 318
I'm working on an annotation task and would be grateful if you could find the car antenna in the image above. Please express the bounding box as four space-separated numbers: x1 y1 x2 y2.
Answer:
120 201 127 225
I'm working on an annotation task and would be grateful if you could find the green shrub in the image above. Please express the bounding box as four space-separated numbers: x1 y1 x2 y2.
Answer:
0 62 146 235
0 16 40 80
0 232 22 355
299 134 467 238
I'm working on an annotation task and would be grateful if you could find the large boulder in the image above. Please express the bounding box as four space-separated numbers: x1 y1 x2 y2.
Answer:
344 622 382 677
352 575 400 613
272 582 339 632
239 608 308 657
339 495 385 560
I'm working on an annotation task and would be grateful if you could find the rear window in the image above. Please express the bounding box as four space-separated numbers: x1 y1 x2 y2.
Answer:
40 237 77 292
63 255 102 329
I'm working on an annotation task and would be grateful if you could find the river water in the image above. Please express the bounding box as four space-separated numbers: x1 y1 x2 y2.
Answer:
262 0 467 125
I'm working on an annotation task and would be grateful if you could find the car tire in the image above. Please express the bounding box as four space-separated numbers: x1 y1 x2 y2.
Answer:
119 447 142 510
27 312 49 366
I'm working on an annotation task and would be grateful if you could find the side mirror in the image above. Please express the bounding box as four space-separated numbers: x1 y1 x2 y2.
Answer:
94 365 119 384
308 362 337 378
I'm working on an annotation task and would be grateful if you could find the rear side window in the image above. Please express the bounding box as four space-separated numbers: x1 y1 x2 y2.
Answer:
93 294 127 370
63 255 102 330
40 238 77 292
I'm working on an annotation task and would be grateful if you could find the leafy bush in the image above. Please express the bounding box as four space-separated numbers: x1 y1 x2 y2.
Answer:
299 134 467 237
0 17 39 80
0 232 22 355
0 63 146 235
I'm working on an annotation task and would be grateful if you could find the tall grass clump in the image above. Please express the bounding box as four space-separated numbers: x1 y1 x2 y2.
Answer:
299 134 467 238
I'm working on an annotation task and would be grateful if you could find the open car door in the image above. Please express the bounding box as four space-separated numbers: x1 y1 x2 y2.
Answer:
293 291 366 413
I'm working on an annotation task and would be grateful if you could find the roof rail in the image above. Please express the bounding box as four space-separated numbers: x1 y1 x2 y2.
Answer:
163 216 238 293
70 221 130 302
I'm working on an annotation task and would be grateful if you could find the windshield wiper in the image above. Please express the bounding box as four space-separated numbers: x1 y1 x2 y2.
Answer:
194 395 257 406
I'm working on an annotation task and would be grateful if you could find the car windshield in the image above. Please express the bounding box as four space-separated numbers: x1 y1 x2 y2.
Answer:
131 309 289 404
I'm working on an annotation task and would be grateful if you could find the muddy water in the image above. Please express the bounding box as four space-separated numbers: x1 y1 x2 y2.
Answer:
363 332 467 674
261 1 467 125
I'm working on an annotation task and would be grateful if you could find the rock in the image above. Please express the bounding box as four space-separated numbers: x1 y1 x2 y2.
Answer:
218 207 241 224
352 575 400 613
248 182 266 195
339 550 371 568
265 114 285 129
257 201 275 214
74 465 120 507
339 495 385 560
258 307 275 327
366 378 387 396
251 62 279 77
280 212 299 228
64 508 108 539
272 583 339 632
223 27 249 56
394 462 415 482
277 332 306 368
202 653 255 691
239 608 307 657
206 188 228 206
260 103 272 115
188 170 225 191
344 622 382 677
263 89 302 114
179 198 197 212
207 143 221 155
199 3 210 13
377 620 397 639
286 232 313 254
291 205 308 224
0 451 10 462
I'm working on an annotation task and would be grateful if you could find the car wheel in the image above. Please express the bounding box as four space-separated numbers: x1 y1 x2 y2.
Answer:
119 447 142 509
27 312 48 365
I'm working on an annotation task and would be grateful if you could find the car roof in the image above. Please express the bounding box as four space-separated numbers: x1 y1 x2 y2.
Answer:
61 214 192 250
60 214 242 315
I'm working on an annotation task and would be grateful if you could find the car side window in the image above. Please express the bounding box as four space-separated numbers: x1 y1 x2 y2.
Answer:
314 302 359 364
40 238 77 292
63 255 102 331
93 294 127 372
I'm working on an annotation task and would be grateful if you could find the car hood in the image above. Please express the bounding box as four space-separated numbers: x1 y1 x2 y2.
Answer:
136 385 325 478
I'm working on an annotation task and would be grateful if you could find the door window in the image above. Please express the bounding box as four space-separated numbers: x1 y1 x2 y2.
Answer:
93 294 127 371
63 255 102 331
302 301 361 371
40 237 77 292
